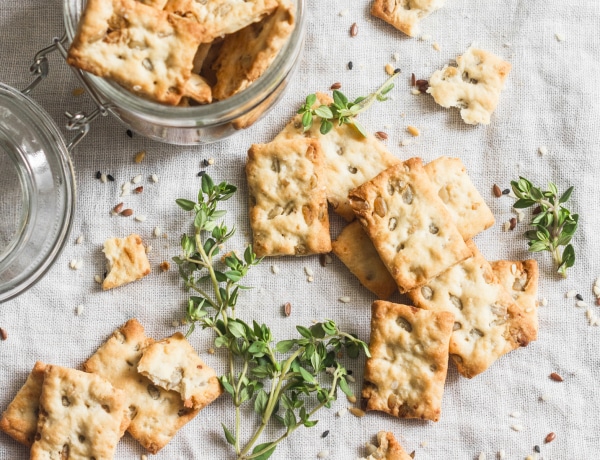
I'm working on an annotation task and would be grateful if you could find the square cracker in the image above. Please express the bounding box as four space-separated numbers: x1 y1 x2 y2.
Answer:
371 0 446 37
0 361 47 446
427 46 512 125
102 234 151 290
362 301 454 422
408 241 537 378
275 93 401 221
332 221 397 299
66 0 205 105
164 0 278 43
246 138 331 257
360 431 413 460
137 332 222 410
491 259 539 342
84 319 199 454
424 156 495 240
349 158 472 293
30 365 129 460
212 0 295 100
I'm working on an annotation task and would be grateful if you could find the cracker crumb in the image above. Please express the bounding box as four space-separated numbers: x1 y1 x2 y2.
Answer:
339 296 351 303
538 145 548 156
498 449 506 459
160 261 170 272
576 300 588 308
145 245 152 254
317 450 329 459
336 408 347 417
392 52 400 61
134 150 146 163
411 88 421 95
208 158 215 165
271 265 280 274
566 289 577 298
172 320 180 327
339 8 349 16
407 125 420 136
420 34 432 41
208 348 215 354
76 305 84 316
502 221 511 232
478 453 486 460
151 174 159 183
400 138 412 146
307 276 314 282
540 393 550 401
510 411 521 418
555 33 565 42
94 274 103 284
432 42 441 51
541 297 548 306
420 441 427 447
132 174 142 184
76 235 84 244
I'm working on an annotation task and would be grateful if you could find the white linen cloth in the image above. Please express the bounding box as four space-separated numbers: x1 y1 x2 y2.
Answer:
1 0 599 458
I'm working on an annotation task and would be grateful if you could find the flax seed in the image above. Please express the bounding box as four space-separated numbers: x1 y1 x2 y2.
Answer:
545 432 556 443
0 328 7 340
134 186 144 193
493 184 502 197
113 203 124 213
330 82 341 90
375 131 388 140
350 23 358 37
284 302 291 317
550 372 563 382
121 209 134 217
72 87 85 96
407 126 420 136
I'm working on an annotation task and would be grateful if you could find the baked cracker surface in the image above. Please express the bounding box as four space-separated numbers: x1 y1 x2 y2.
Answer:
0 361 47 446
246 138 331 257
360 431 413 460
408 241 537 378
102 234 151 290
83 319 199 454
67 0 205 105
349 157 472 293
370 0 446 37
30 365 129 460
275 93 401 221
427 46 512 125
362 301 454 422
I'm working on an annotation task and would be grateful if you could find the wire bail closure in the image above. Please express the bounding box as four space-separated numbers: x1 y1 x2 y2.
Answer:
23 34 112 152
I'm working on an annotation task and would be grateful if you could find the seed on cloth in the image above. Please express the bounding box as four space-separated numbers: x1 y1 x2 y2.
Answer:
113 203 124 213
545 432 556 443
0 328 7 340
284 302 292 316
375 131 388 140
550 372 563 382
121 209 134 217
493 184 502 197
330 82 342 90
135 150 146 163
350 23 358 37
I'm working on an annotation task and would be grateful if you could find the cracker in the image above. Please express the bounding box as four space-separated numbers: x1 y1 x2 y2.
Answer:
102 234 151 290
66 0 206 105
360 431 413 460
427 46 512 125
0 361 47 446
275 93 401 221
84 319 199 453
332 221 397 299
183 73 212 104
164 0 278 43
212 0 295 100
408 241 537 378
491 259 539 342
137 0 168 8
30 365 129 460
192 42 212 74
362 301 454 422
349 158 472 293
370 0 446 37
137 332 222 410
424 156 495 240
246 138 331 257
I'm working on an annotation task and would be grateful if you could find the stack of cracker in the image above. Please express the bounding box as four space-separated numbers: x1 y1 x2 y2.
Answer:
246 109 539 422
0 319 222 456
67 0 295 106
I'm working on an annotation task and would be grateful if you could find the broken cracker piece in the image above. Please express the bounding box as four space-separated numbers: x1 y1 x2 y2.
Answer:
360 431 413 460
137 332 222 410
102 234 151 290
371 0 446 37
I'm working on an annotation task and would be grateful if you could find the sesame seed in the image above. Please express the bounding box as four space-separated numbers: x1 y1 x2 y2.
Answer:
407 125 420 136
346 395 357 403
151 174 159 183
478 453 486 460
145 245 152 254
339 296 351 303
154 227 161 237
510 411 521 418
346 375 355 383
336 408 347 417
338 8 349 16
208 158 215 165
69 259 77 269
540 394 550 401
135 215 147 222
74 260 83 270
348 407 365 418
555 33 565 42
432 42 440 51
576 300 588 308
94 274 103 284
411 88 421 95
539 146 548 156
100 173 107 183
76 235 84 244
317 450 329 459
566 289 577 298
271 265 279 274
511 424 523 431
304 267 314 277
132 174 142 184
498 450 505 459
420 34 431 41
76 305 84 316
541 297 548 306
385 63 395 75
400 138 411 146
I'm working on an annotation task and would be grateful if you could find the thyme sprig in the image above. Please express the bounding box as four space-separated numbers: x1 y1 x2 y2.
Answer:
173 175 369 460
297 71 400 136
511 177 578 277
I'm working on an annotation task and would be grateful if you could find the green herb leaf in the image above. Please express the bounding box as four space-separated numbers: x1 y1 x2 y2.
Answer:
222 423 236 445
252 443 277 460
176 198 196 211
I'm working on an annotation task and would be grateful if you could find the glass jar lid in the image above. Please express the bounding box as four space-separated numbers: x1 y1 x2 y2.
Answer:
0 83 75 303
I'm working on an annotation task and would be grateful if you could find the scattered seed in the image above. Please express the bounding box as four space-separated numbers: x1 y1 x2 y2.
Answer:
516 210 525 222
321 430 329 438
284 302 291 317
159 261 170 272
411 73 416 86
478 453 486 460
338 8 349 16
134 186 144 194
339 296 351 303
350 22 358 37
502 188 510 195
0 328 7 340
385 63 395 75
95 274 103 284
540 393 550 401
151 174 159 183
411 88 421 95
135 150 146 163
307 276 314 282
416 79 429 93
208 348 215 354
545 432 556 443
145 245 152 254
566 289 577 298
555 33 565 42
541 297 548 306
511 424 523 431
74 260 83 270
271 265 279 274
577 300 588 308
432 42 440 51
72 87 85 96
141 454 148 460
304 267 314 277
113 203 124 213
576 293 583 301
503 221 511 232
95 171 102 179
336 408 347 417
509 217 517 230
534 445 541 453
121 209 134 217
76 235 84 244
126 129 133 138
493 184 502 197
107 174 115 182
330 82 341 90
525 456 534 460
347 395 357 403
348 407 365 418
317 450 329 458
346 374 355 383
420 34 432 41
69 259 77 269
154 227 161 237
550 372 563 382
76 305 84 316
498 449 506 459
135 215 147 222
100 173 107 183
375 131 388 140
197 171 206 177
538 146 548 156
400 138 411 146
510 411 521 418
407 125 420 137
347 61 353 70
208 158 215 165
132 174 142 184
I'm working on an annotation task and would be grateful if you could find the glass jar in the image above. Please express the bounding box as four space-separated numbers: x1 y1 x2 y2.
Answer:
0 84 76 303
62 0 306 145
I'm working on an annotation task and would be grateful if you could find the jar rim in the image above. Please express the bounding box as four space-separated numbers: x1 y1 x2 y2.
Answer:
63 0 306 127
